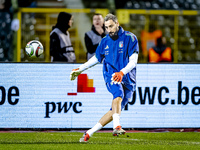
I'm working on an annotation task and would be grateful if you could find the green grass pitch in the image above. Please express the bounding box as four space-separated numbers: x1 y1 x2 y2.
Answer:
0 131 199 150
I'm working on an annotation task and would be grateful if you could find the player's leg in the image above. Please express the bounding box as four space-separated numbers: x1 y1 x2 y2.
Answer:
107 83 123 128
84 95 124 137
80 98 121 142
111 96 126 136
99 110 113 126
87 110 113 136
84 100 124 139
111 85 134 136
79 121 103 142
80 84 130 142
80 97 126 142
112 96 122 129
79 110 113 142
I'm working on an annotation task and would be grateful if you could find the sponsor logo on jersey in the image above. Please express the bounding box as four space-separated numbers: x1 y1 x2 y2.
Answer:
105 45 109 49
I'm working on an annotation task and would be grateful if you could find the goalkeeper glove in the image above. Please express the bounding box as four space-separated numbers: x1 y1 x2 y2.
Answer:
70 68 82 81
111 71 124 84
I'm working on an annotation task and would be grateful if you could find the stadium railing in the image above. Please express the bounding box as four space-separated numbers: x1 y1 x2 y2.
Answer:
16 8 109 62
16 8 200 63
116 9 200 63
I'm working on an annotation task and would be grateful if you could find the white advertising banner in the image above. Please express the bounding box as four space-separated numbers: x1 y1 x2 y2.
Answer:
0 63 199 128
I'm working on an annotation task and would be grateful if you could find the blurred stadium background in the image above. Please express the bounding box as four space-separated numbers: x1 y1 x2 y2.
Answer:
0 0 200 63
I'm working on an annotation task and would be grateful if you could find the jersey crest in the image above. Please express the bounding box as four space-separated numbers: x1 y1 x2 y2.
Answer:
119 41 123 48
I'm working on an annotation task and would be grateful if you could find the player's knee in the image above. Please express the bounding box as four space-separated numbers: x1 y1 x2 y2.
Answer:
113 97 122 104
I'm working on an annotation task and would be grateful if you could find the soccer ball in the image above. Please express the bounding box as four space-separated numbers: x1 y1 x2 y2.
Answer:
25 40 44 57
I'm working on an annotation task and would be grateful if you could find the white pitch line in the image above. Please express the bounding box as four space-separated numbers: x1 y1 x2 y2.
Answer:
51 133 200 145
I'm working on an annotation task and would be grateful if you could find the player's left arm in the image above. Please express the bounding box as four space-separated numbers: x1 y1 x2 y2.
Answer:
111 53 138 84
121 33 139 75
120 52 138 75
112 34 139 84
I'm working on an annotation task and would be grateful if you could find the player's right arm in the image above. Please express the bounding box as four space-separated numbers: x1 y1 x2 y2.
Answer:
70 55 99 81
70 37 105 81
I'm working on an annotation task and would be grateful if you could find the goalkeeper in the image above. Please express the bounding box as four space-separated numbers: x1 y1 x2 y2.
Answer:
70 13 139 142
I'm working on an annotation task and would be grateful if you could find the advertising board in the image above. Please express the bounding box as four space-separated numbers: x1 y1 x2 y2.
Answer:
0 64 199 128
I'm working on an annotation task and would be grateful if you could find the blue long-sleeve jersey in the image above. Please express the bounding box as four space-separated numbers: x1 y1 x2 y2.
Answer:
95 26 139 92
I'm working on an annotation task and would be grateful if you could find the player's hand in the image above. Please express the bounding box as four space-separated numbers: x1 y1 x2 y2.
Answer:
70 68 82 81
111 71 124 84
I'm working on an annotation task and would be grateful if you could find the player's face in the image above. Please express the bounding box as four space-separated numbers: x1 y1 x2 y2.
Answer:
68 16 73 27
105 20 119 36
93 15 104 27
